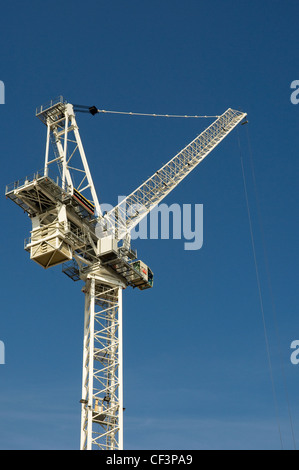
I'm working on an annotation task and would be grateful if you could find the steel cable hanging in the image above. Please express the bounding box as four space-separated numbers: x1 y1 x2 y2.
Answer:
73 103 220 119
94 109 220 119
245 126 297 450
237 127 284 450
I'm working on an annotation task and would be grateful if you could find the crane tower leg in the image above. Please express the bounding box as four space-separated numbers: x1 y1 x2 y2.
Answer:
80 276 123 450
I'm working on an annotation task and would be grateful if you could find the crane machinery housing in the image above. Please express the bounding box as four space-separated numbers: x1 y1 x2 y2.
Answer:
5 96 247 450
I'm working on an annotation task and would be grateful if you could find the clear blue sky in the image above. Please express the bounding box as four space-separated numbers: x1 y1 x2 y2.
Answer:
0 0 298 450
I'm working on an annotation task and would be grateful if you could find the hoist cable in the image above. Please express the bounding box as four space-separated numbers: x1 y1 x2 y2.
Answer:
237 128 284 450
245 126 297 450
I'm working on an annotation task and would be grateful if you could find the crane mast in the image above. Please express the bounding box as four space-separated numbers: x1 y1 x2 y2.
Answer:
5 97 247 450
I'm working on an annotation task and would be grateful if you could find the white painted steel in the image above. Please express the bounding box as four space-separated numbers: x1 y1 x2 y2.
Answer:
80 277 124 450
101 108 247 240
38 99 102 216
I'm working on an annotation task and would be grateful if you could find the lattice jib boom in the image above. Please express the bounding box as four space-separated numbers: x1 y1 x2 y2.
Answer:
101 108 247 240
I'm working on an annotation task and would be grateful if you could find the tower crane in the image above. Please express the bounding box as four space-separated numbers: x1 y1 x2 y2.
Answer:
5 97 247 450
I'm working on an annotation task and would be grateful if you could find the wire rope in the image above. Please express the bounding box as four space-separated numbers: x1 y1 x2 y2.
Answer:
245 126 297 450
73 103 219 119
95 109 220 119
237 128 284 450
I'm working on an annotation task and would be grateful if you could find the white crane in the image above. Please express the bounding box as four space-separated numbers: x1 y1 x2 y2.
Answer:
5 97 247 450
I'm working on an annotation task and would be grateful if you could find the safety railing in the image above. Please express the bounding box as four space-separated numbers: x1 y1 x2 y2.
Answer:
5 169 45 194
35 96 65 116
5 168 72 196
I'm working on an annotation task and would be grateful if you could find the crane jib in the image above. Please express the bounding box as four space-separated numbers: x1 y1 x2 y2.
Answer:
102 108 247 240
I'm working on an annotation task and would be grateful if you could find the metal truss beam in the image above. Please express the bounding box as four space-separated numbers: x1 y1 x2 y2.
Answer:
101 108 247 240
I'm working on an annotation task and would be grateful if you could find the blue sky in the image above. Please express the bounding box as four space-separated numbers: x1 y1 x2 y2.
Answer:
0 0 298 450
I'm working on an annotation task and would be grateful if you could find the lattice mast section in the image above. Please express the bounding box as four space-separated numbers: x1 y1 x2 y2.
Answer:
80 277 123 450
102 108 247 240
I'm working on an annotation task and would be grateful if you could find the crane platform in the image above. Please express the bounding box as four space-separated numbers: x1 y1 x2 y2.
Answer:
6 170 153 287
5 171 69 216
5 171 95 222
62 252 154 290
5 172 99 267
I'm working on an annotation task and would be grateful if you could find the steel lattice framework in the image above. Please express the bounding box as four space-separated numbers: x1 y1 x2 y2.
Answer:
80 277 124 450
37 96 102 216
5 97 247 450
101 108 246 241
